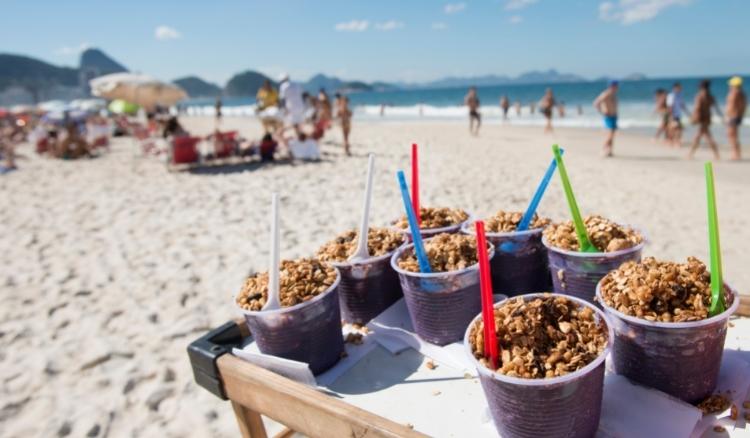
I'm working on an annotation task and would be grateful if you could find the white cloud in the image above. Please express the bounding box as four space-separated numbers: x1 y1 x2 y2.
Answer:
599 0 690 25
334 20 369 32
375 20 405 31
432 22 448 30
505 0 538 10
55 42 90 56
444 3 466 14
155 25 181 40
509 15 523 24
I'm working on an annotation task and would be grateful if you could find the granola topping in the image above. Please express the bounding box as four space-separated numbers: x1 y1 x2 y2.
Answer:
600 257 733 322
236 259 337 311
543 215 643 252
397 233 488 273
469 295 608 379
316 227 405 262
394 207 469 230
480 210 550 233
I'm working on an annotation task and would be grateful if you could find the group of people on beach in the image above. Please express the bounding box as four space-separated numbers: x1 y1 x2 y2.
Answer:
253 75 354 158
463 76 747 160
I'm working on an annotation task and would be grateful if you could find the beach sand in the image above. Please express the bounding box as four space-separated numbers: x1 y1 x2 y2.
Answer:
1 116 748 437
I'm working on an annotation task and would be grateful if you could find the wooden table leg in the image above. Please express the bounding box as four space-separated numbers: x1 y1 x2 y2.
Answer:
231 401 269 438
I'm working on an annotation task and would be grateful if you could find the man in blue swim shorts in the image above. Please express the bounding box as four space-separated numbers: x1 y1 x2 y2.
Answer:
594 80 619 157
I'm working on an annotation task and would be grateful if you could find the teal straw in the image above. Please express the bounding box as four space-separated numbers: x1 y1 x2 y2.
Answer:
397 171 432 273
518 149 563 231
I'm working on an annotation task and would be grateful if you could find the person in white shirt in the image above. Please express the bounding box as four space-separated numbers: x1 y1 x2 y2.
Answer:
666 82 689 147
278 73 305 136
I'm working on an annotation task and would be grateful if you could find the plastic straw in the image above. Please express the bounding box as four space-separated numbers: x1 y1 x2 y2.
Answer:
518 149 563 231
349 154 375 261
397 171 432 273
412 143 421 226
264 193 281 310
552 144 598 253
475 220 498 369
705 162 725 316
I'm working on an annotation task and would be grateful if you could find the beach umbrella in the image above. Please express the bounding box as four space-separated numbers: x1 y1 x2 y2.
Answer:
90 73 188 110
108 99 140 115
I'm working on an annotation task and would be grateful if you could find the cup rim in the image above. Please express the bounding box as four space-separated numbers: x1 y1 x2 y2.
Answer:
595 280 739 329
541 223 647 259
463 292 614 387
326 243 405 268
389 235 495 278
460 220 545 238
391 210 473 235
235 267 342 316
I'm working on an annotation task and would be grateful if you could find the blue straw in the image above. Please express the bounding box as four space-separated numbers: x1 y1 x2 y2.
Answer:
517 148 564 231
397 171 432 273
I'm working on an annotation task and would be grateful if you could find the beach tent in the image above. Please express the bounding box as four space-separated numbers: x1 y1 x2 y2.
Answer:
90 73 188 110
108 99 140 115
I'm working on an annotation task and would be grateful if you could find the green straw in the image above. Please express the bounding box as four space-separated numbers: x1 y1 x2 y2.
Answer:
705 162 725 316
552 145 598 253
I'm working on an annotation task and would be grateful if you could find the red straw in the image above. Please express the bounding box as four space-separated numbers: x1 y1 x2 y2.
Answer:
475 221 498 369
411 143 421 226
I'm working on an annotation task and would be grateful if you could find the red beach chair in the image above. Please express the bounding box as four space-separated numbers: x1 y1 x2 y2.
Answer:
171 136 201 164
214 130 238 158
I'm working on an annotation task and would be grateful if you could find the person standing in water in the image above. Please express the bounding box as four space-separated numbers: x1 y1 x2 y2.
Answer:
725 76 747 160
666 82 689 147
499 95 510 120
539 88 556 133
687 80 722 160
593 80 619 157
464 87 481 135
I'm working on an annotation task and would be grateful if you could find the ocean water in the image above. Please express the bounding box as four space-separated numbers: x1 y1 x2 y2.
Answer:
184 76 747 130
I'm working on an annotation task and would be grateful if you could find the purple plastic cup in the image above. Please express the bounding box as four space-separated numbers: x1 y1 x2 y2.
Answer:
462 223 551 296
464 293 613 438
596 282 738 403
543 231 645 303
392 211 472 241
237 270 344 375
390 238 493 346
329 248 404 325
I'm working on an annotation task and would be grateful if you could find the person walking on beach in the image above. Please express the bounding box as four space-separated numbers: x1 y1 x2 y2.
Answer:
593 80 619 157
335 93 352 156
725 76 747 160
653 89 670 142
539 88 556 133
667 82 689 147
279 73 305 136
500 95 510 120
214 97 222 128
687 80 722 160
464 87 481 136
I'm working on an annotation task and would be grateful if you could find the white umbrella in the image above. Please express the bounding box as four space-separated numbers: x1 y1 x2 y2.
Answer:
89 73 187 110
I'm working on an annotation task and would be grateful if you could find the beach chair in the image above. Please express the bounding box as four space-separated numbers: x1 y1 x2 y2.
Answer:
133 125 158 155
170 136 201 165
214 130 239 159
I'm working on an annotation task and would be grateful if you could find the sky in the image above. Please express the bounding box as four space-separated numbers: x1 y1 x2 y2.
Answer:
1 0 749 85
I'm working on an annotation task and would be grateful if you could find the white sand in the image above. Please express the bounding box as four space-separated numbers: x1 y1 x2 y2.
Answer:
1 116 748 437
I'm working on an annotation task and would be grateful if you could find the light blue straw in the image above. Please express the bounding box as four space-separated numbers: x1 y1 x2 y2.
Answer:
517 148 564 231
397 171 432 273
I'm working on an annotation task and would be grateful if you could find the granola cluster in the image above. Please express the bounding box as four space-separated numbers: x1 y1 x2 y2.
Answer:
316 227 405 262
394 207 469 230
469 295 608 379
236 259 337 311
543 215 643 252
481 210 551 233
397 233 487 273
697 393 732 415
599 257 732 322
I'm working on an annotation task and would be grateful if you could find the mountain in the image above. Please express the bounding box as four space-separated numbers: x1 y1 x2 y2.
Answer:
79 48 127 77
224 70 276 97
173 76 222 98
623 72 648 81
513 69 584 84
0 54 79 103
418 74 512 89
398 69 587 90
303 74 375 93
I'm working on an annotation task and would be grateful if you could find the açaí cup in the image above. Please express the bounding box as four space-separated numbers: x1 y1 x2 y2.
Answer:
392 210 472 241
596 281 738 403
465 293 613 438
237 269 344 375
329 247 404 325
543 229 645 303
462 222 551 296
390 237 492 346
